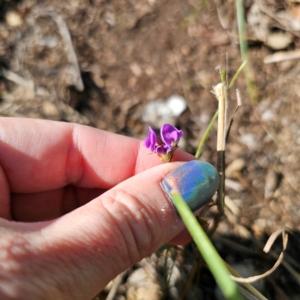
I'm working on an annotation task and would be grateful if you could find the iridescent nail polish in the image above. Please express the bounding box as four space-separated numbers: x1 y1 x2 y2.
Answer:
161 160 219 212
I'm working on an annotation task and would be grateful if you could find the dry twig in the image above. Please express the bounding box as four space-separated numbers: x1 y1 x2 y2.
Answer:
231 228 289 283
264 49 300 64
106 271 127 300
47 10 84 91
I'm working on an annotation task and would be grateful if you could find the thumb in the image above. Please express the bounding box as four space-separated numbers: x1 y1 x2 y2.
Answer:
1 161 218 300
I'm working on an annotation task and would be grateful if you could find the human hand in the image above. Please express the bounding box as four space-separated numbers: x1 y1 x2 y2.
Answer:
0 118 218 300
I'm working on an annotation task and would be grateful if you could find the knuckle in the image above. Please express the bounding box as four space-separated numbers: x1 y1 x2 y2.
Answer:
102 189 159 260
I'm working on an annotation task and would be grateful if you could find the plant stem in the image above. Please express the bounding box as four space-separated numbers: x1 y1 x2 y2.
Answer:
195 110 219 159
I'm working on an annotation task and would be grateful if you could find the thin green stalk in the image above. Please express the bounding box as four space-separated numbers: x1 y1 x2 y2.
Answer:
195 110 218 159
220 68 226 83
235 0 248 63
171 191 244 300
229 60 247 89
235 0 258 103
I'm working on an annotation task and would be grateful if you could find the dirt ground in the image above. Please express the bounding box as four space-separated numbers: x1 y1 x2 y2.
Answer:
1 0 300 299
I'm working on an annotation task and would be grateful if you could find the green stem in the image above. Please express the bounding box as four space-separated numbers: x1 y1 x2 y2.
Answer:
195 110 219 159
235 0 258 103
171 191 244 300
235 0 248 62
229 60 248 89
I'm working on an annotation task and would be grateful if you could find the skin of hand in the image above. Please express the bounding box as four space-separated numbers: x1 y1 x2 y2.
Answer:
0 118 195 300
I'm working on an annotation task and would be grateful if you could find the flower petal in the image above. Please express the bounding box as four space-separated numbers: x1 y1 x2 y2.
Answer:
143 126 157 152
156 144 170 154
169 130 183 143
161 124 183 146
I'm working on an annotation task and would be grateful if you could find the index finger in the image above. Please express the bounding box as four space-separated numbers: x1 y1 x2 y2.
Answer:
0 118 194 193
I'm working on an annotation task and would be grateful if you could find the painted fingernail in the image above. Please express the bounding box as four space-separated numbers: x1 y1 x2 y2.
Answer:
161 160 219 212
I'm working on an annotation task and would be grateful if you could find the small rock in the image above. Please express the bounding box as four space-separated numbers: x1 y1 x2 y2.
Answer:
91 73 105 88
5 11 22 27
166 94 186 117
266 31 294 50
240 133 257 149
41 101 60 119
261 109 275 121
142 94 186 128
130 62 142 77
126 264 162 300
105 11 116 26
265 169 280 198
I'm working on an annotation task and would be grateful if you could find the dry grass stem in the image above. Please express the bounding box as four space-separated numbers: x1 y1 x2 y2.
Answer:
47 10 84 91
106 271 127 300
226 89 242 141
230 229 289 283
226 263 268 300
264 49 300 64
1 68 34 88
213 82 227 151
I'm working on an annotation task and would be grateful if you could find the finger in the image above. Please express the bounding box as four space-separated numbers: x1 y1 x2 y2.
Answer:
168 228 192 245
0 118 193 194
1 162 185 299
11 187 104 222
2 160 219 299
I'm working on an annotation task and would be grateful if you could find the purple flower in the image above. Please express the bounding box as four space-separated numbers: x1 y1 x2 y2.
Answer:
156 144 169 155
143 124 183 162
161 124 183 149
143 126 158 152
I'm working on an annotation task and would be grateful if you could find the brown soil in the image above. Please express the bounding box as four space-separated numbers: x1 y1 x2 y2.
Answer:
1 0 300 299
